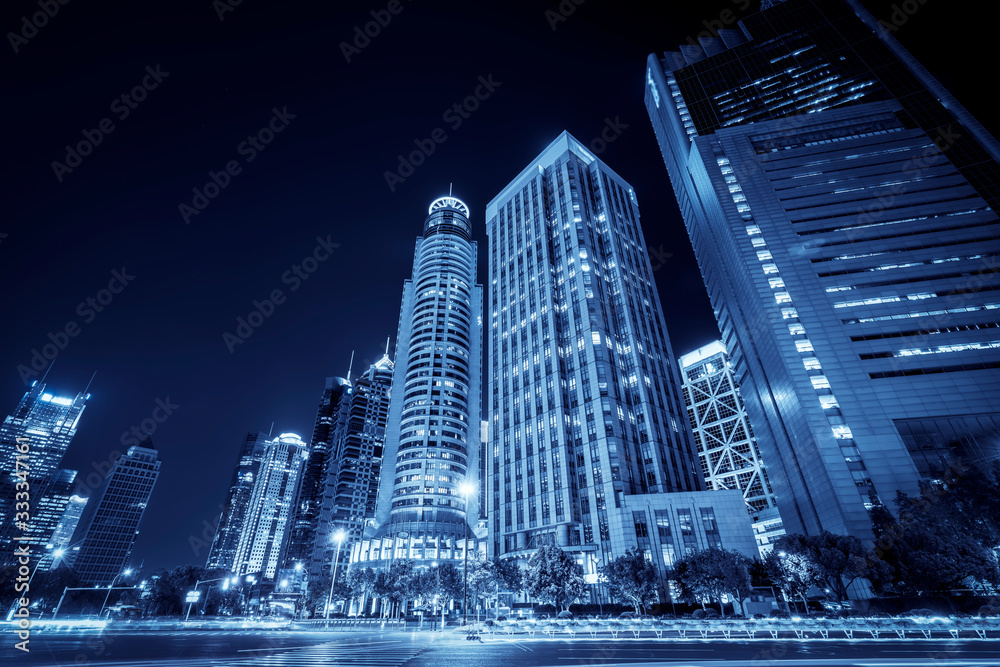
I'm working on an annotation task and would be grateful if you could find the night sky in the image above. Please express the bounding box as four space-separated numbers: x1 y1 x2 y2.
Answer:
2 0 992 574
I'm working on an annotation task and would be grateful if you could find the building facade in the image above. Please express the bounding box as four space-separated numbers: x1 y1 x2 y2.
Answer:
680 341 785 554
42 490 87 571
484 133 755 587
284 377 351 580
351 195 484 574
0 381 89 572
321 354 393 582
645 0 1000 539
231 432 308 580
66 441 160 585
207 431 270 571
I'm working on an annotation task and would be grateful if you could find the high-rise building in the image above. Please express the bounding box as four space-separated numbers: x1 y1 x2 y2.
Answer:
284 376 351 580
41 491 87 571
321 354 393 581
351 195 484 576
645 0 1000 539
0 381 90 573
207 432 269 571
680 342 785 554
232 432 308 580
16 469 78 565
66 441 160 585
483 133 757 586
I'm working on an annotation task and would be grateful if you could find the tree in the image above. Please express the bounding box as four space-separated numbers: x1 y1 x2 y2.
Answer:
670 548 753 617
601 547 658 614
344 567 377 615
774 532 881 603
30 566 81 614
523 545 587 612
872 483 1000 600
468 557 524 617
762 549 819 612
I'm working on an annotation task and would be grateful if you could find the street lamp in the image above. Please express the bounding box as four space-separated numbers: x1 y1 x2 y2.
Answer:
185 575 232 622
99 569 132 619
460 481 476 626
325 529 347 621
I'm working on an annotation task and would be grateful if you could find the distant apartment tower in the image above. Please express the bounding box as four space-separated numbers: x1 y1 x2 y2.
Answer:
206 432 269 571
284 376 351 580
680 342 785 554
232 432 308 580
66 441 160 585
484 133 757 583
645 0 1000 539
0 380 89 571
321 354 393 580
352 195 484 573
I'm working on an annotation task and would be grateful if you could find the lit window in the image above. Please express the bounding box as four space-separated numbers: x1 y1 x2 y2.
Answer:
810 376 831 389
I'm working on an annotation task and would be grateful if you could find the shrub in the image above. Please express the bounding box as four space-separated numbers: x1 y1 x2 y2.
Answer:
704 609 720 618
691 609 706 619
908 608 936 617
769 610 790 619
558 610 574 619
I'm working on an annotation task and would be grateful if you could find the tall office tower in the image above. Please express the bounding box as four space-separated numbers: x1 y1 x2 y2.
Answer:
232 432 308 579
352 195 484 573
207 432 269 571
42 491 87 571
484 133 756 580
0 381 90 573
285 376 351 579
66 441 160 585
680 342 785 554
320 354 393 581
0 382 89 524
645 0 1000 539
14 469 79 565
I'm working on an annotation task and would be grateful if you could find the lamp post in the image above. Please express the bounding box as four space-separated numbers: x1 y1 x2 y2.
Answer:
460 482 475 626
185 575 231 622
99 569 132 619
325 529 347 621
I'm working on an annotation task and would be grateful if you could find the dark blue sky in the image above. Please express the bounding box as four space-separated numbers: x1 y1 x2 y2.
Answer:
1 0 991 574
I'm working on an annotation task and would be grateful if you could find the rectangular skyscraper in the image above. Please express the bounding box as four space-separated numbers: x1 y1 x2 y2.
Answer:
66 441 160 585
231 432 308 580
207 431 269 571
646 0 1000 539
485 133 757 580
0 380 89 573
283 378 351 580
680 342 785 554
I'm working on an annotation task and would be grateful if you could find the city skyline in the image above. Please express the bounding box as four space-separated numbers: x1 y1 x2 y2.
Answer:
1 0 992 575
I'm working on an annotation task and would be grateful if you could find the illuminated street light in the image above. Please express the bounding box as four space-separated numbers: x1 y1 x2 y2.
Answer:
460 481 476 626
325 529 348 621
99 568 133 619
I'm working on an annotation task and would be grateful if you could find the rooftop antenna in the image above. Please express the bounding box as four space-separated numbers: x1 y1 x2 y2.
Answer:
269 422 274 437
40 360 55 384
347 350 355 382
83 370 97 395
385 337 390 356
449 183 453 196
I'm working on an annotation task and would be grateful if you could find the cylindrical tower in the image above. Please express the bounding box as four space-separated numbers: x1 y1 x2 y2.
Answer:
390 196 477 526
358 194 483 577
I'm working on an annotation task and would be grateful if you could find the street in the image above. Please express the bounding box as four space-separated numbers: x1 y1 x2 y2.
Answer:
2 629 999 666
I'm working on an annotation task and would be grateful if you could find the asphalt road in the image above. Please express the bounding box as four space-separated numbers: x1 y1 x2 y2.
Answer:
2 629 999 666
